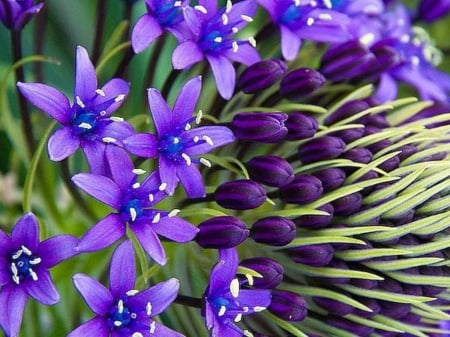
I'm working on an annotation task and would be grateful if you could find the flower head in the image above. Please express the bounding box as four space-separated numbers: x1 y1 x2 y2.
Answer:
17 46 132 173
0 0 43 30
68 240 184 337
0 213 77 337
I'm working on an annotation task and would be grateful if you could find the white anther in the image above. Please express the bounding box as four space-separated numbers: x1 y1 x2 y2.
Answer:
146 302 153 315
130 313 137 319
11 263 18 277
110 116 124 122
168 209 180 217
76 96 85 108
159 182 167 191
232 41 239 53
130 208 137 222
222 13 229 25
132 182 141 189
118 300 124 314
245 273 254 286
294 0 301 6
248 36 256 48
253 306 266 312
78 122 92 129
12 275 20 284
232 27 239 33
132 333 143 337
241 15 253 22
114 94 125 102
132 169 146 175
202 135 214 146
100 110 107 116
126 289 139 296
194 5 207 13
226 0 233 13
200 158 211 167
29 268 38 281
152 213 161 223
230 278 240 298
174 0 182 6
323 0 332 8
182 153 192 166
306 17 315 26
244 330 254 337
234 313 242 322
148 194 154 202
114 321 122 327
400 34 410 43
150 321 156 334
21 246 32 256
185 123 192 131
318 13 332 20
196 110 203 124
218 305 227 316
102 137 116 143
411 56 420 66
12 250 23 259
243 306 249 312
214 36 223 43
359 33 375 46
193 136 200 143
96 89 106 96
30 257 42 265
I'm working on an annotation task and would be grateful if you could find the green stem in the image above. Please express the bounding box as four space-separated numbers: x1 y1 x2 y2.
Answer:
92 0 108 64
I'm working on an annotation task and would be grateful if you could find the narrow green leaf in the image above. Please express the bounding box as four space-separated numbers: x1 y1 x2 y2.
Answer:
264 312 309 337
203 154 249 179
251 208 328 219
303 317 358 337
101 20 129 57
363 257 443 271
274 103 328 114
411 305 450 321
401 143 450 165
416 194 450 215
401 167 450 192
96 41 131 76
389 161 450 177
327 84 374 114
180 208 228 218
335 248 411 261
313 124 364 138
345 152 401 184
346 130 403 150
384 271 450 287
308 225 394 237
373 315 428 337
286 264 383 280
283 236 366 248
334 105 393 127
395 236 450 257
386 101 434 126
345 314 404 333
401 112 450 129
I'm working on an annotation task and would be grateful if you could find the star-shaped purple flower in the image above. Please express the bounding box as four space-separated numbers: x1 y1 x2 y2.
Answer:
203 248 272 337
72 146 198 265
17 46 133 174
124 76 235 198
0 213 77 337
68 240 184 337
132 0 192 53
171 0 260 99
0 0 43 30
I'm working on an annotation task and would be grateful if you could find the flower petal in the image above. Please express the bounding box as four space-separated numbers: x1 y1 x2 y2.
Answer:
105 146 135 191
0 257 11 286
25 269 60 305
80 141 107 175
123 133 157 158
0 286 28 337
38 234 78 268
94 79 130 116
184 126 235 155
131 278 179 316
72 173 121 209
280 25 301 61
374 73 398 103
152 215 198 242
148 87 172 135
72 273 113 315
96 119 135 142
172 40 204 70
173 76 202 124
137 321 185 337
109 240 136 298
130 222 167 265
131 14 163 53
11 212 39 250
209 248 238 292
206 54 235 100
75 46 97 100
67 316 109 337
76 214 126 253
224 43 260 66
16 82 71 124
48 127 80 161
176 164 205 198
236 289 272 312
158 157 178 196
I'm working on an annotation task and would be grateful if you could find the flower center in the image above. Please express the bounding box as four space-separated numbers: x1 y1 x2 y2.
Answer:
158 135 185 161
155 1 184 27
211 296 231 317
9 245 41 284
73 110 97 136
121 199 144 222
108 299 137 329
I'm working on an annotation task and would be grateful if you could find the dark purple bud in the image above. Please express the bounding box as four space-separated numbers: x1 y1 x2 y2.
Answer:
324 100 370 126
332 192 363 216
313 297 354 316
195 216 249 249
402 284 423 297
359 113 390 128
379 301 411 320
350 277 379 290
240 257 284 289
378 278 403 293
279 68 326 100
342 148 373 164
418 0 450 22
214 180 266 210
327 317 374 337
420 266 446 296
294 203 334 229
284 113 319 140
231 113 288 143
298 136 346 163
352 298 380 318
367 139 393 155
268 290 308 321
397 144 418 161
379 155 400 172
238 59 287 93
247 155 294 187
312 167 346 192
317 259 350 285
279 174 323 204
287 243 334 267
251 216 296 246
359 43 400 80
331 127 365 143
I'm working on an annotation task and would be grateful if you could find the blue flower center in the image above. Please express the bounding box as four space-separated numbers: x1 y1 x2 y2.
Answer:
280 4 302 24
201 30 226 51
158 135 185 161
9 246 41 284
211 296 231 316
155 1 183 27
72 110 97 136
121 199 143 222
108 299 136 329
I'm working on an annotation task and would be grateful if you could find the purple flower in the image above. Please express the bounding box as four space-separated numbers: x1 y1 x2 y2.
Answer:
68 240 184 337
258 0 351 60
124 76 235 198
0 0 43 30
0 213 77 337
172 0 260 99
72 146 198 265
203 248 272 337
17 46 133 174
131 0 191 53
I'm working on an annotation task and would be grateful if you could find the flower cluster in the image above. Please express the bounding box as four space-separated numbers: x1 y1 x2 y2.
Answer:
1 0 450 337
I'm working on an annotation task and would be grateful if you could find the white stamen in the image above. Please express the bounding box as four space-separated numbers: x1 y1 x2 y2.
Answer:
185 123 192 131
245 273 254 286
130 208 137 222
182 153 192 166
12 250 23 259
21 245 32 256
30 257 42 265
294 0 301 6
114 94 125 102
102 137 116 143
132 333 143 337
400 34 410 43
150 321 156 333
126 289 139 296
230 278 240 298
222 14 229 25
241 14 253 22
132 169 146 175
118 300 124 314
11 263 18 277
12 275 20 284
253 306 266 312
148 194 154 202
243 306 249 312
218 305 227 316
110 116 124 122
152 213 161 223
232 27 239 33
194 5 207 13
248 36 256 48
96 89 106 96
78 122 92 129
232 41 239 53
318 13 332 20
306 17 315 26
411 56 420 66
159 182 167 191
174 0 182 7
76 96 85 108
244 330 254 337
234 313 242 322
359 33 375 46
202 135 214 146
200 158 211 167
114 321 122 327
168 209 180 217
29 268 38 281
323 0 332 8
132 182 141 189
193 136 200 143
196 110 203 124
226 0 233 13
214 36 223 43
146 302 153 315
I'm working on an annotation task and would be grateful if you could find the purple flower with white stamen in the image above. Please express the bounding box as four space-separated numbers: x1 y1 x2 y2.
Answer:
17 46 132 173
203 248 272 337
0 213 77 337
72 146 198 265
0 0 43 30
172 0 260 99
67 240 184 337
124 76 235 198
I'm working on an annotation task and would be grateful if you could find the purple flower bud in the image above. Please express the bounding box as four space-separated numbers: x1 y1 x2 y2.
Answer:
324 100 371 126
294 203 334 229
0 0 43 30
247 155 294 187
327 317 374 337
268 290 308 322
342 148 373 164
240 257 284 289
379 301 411 320
317 259 350 285
312 168 346 192
214 179 266 210
231 113 288 143
332 192 363 216
279 174 323 204
378 278 403 293
195 216 249 249
287 244 334 267
251 216 296 246
358 42 400 81
279 68 326 100
352 298 381 318
284 113 319 140
313 297 354 316
331 127 365 143
350 277 379 290
238 59 287 93
359 112 390 128
379 155 400 172
418 0 450 22
298 136 346 163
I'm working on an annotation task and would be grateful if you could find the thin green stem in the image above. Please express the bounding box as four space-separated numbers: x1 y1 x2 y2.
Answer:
175 294 203 308
92 0 108 65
